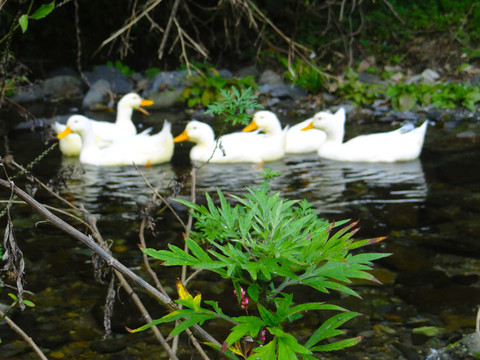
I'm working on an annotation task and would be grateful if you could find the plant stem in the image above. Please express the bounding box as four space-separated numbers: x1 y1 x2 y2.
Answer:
0 309 48 360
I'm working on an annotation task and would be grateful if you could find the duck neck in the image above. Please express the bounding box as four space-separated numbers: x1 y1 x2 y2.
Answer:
325 126 345 144
116 104 134 126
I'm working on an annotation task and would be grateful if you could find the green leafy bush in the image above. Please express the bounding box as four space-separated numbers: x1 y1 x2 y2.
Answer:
279 57 326 93
137 172 389 359
336 67 480 111
180 63 258 108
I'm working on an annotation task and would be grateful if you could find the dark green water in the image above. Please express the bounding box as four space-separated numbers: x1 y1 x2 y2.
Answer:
0 107 479 359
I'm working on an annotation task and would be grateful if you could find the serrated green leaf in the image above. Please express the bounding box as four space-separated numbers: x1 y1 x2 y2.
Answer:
258 304 276 327
305 311 360 348
19 15 28 33
32 1 55 20
248 339 276 360
278 333 311 356
310 335 362 351
224 317 264 345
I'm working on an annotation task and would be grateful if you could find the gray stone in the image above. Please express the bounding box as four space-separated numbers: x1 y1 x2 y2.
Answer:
43 75 83 99
235 65 259 78
259 70 284 86
259 84 308 99
84 65 133 94
146 88 184 109
421 68 440 84
144 70 188 96
82 79 113 110
9 83 44 103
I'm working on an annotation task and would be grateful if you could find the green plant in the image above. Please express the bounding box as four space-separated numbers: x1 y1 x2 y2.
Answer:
336 67 480 111
135 171 389 359
385 82 480 112
279 57 326 93
205 87 263 126
106 60 135 76
17 1 55 34
180 63 258 108
337 67 385 105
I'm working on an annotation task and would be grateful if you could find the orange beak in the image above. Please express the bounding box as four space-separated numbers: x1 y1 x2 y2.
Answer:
137 99 154 115
174 131 189 143
243 120 258 132
301 122 315 131
57 126 73 139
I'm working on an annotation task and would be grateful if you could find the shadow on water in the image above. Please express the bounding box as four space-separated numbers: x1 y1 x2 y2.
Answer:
1 109 479 359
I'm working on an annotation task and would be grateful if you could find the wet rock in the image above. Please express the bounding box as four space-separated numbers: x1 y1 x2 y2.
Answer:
235 65 259 78
358 72 382 84
395 283 480 313
144 70 188 95
421 69 441 84
43 75 84 99
90 338 128 353
381 243 432 272
0 340 31 357
259 69 284 86
146 89 184 109
82 79 113 110
258 69 308 99
85 65 133 94
392 342 421 360
426 333 480 360
8 83 44 103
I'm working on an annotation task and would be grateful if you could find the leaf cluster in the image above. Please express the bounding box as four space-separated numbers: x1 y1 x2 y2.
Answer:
337 67 480 112
181 64 258 111
205 87 263 126
141 177 389 358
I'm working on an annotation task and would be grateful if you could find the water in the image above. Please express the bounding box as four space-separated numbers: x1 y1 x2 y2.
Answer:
0 107 479 359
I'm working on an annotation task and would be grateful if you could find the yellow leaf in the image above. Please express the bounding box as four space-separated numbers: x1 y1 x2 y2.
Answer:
193 292 202 311
176 279 190 300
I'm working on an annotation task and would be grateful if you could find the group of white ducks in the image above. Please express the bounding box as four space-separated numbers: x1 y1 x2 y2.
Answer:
55 92 428 166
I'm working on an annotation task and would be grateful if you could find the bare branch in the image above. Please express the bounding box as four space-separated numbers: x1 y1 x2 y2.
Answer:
0 309 48 360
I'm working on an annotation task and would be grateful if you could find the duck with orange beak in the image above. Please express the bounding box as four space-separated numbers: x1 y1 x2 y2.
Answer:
53 93 154 157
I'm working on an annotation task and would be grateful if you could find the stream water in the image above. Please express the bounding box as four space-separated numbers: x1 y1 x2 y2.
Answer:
0 105 479 360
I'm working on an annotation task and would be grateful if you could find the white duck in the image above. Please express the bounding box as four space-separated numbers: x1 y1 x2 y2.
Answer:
174 120 276 163
246 110 326 153
240 111 288 161
53 93 154 157
302 107 428 162
57 115 173 166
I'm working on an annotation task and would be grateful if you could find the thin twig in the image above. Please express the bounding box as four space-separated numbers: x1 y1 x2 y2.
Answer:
158 0 181 59
94 0 164 56
133 163 186 229
0 309 48 360
0 178 221 347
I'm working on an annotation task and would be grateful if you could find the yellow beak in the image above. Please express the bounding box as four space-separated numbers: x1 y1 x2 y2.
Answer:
174 131 189 143
301 122 315 131
57 126 73 139
243 120 258 132
137 99 154 115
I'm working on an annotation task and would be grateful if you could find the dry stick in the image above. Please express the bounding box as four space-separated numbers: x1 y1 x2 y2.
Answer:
135 168 210 360
158 0 181 59
5 164 178 358
113 269 179 360
139 216 168 295
476 306 480 340
173 165 198 355
73 0 91 88
133 163 186 229
0 178 221 348
0 310 48 360
94 0 164 56
77 200 178 360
